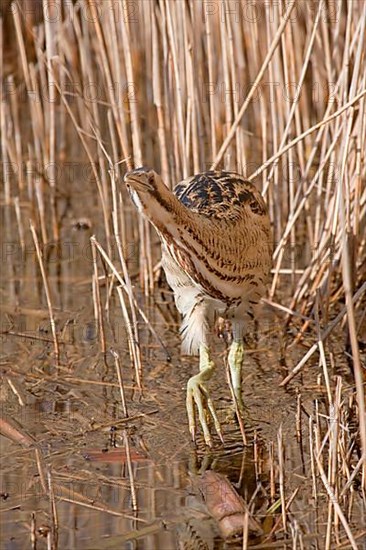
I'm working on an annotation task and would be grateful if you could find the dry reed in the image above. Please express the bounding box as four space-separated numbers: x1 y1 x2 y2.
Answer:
1 0 365 547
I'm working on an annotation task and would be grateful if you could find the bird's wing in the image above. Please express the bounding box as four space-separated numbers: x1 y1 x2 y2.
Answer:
173 171 268 221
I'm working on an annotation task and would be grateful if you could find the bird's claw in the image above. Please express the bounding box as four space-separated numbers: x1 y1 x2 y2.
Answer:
186 375 223 447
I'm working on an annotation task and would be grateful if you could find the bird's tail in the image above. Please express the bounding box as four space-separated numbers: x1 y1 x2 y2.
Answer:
179 295 209 356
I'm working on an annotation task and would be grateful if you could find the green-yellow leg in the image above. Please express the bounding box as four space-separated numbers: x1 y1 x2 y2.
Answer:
228 340 245 417
186 344 223 446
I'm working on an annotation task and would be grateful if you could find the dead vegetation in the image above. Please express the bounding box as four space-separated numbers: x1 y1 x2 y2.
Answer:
0 1 365 548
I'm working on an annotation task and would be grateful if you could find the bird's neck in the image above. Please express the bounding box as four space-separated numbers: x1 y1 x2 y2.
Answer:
139 182 199 237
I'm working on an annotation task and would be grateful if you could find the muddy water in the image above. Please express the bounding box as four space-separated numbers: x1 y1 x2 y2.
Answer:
0 191 361 549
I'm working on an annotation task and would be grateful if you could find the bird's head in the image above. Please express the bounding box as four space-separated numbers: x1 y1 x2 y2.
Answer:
123 166 183 226
124 167 161 212
124 166 158 192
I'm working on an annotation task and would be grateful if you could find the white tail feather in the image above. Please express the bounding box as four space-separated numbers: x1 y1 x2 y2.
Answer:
180 300 209 355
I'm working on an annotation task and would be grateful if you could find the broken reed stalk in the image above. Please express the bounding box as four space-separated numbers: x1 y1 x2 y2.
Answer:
314 293 332 406
111 349 137 512
325 379 342 549
314 429 358 550
308 377 365 548
90 236 169 362
1 103 10 205
29 221 59 364
90 238 107 355
90 236 142 389
14 197 25 253
111 350 128 417
242 510 249 550
263 487 299 542
8 74 24 191
280 281 366 386
47 466 58 550
30 512 36 550
116 286 141 390
121 431 138 513
277 426 287 534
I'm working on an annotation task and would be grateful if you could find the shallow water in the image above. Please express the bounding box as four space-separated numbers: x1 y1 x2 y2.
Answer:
1 190 364 549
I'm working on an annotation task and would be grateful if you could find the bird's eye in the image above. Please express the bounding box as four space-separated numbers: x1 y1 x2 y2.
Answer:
148 174 154 186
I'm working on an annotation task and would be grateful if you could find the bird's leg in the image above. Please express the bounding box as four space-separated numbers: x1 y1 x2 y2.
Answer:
227 321 245 417
228 341 245 415
186 343 223 446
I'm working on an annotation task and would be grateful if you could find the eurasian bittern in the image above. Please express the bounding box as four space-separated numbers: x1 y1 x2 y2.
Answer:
124 168 272 446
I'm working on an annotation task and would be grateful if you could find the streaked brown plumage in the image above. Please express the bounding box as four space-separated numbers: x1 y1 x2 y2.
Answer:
124 168 272 445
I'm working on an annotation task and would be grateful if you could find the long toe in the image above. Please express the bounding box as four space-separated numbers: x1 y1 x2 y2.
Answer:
186 375 223 446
